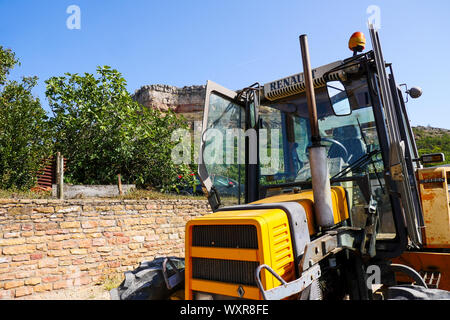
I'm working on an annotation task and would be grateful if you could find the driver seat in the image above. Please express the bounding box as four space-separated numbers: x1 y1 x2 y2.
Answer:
328 125 367 164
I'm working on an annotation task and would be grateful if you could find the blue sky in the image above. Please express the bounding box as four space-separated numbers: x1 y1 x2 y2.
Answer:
1 0 449 129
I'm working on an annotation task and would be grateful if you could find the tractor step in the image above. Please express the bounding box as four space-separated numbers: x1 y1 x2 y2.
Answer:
420 271 441 289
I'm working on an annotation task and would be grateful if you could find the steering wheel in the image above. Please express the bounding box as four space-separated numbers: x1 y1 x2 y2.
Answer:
322 137 349 162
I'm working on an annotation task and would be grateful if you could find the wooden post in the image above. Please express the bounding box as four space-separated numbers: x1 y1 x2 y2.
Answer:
118 174 123 195
56 152 64 200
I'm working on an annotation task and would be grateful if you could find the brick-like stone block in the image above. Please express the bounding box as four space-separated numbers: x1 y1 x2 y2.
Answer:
15 286 34 298
169 233 179 240
110 205 125 211
60 221 81 229
33 207 55 214
70 249 88 255
53 279 72 290
132 236 145 243
34 283 52 292
35 223 58 231
0 273 15 281
4 232 21 239
42 275 61 283
4 280 24 290
92 238 106 247
21 231 34 237
107 261 121 268
15 270 33 279
0 237 26 246
26 236 52 244
79 239 92 248
53 234 71 241
48 241 63 250
38 258 59 269
30 253 43 260
128 243 140 250
62 240 78 249
12 255 30 262
78 277 91 286
2 244 36 255
145 203 158 210
0 289 14 299
81 220 98 229
21 224 33 231
139 218 155 225
8 207 32 215
55 206 81 213
72 258 85 265
36 243 47 251
108 236 130 245
156 217 167 224
47 250 70 257
145 234 159 241
99 220 116 227
86 232 103 239
25 277 41 286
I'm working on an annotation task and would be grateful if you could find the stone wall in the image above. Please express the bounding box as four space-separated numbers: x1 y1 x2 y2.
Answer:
0 198 211 299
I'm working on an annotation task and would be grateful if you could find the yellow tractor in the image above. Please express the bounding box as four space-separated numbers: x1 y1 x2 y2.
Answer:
185 26 450 300
111 26 450 301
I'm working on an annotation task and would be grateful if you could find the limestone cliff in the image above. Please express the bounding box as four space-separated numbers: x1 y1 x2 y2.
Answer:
132 84 206 124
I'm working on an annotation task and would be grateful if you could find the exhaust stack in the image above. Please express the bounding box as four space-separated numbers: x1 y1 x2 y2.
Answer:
299 34 335 228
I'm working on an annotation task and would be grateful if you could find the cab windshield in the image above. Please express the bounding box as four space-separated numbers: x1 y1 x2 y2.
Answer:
259 76 396 239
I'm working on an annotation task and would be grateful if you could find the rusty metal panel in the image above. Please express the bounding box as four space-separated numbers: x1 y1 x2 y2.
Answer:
35 156 66 190
418 167 450 248
393 251 450 291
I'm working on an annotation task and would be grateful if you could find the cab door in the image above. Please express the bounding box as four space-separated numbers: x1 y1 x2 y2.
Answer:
198 81 247 211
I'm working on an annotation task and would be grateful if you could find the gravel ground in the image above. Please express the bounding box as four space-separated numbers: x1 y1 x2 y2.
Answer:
18 285 111 300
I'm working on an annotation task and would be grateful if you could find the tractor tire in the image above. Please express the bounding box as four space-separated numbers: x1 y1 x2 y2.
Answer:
387 285 450 300
110 257 185 300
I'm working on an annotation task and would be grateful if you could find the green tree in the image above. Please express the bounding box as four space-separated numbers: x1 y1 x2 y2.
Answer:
0 46 18 85
0 46 52 190
46 66 193 192
413 127 450 166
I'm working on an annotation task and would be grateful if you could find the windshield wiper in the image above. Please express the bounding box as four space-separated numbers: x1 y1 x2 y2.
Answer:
356 118 384 192
331 149 381 180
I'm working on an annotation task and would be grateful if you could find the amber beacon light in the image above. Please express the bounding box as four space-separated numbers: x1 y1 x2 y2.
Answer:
349 31 366 56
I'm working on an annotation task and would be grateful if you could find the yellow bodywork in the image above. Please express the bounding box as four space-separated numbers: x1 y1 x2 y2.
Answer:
417 166 450 248
185 208 296 300
185 186 349 300
252 186 349 235
392 166 450 290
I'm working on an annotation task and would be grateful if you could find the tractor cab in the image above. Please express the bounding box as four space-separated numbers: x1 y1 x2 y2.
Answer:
197 26 443 261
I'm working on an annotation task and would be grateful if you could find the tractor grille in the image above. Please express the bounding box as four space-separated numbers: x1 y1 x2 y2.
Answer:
192 225 258 249
192 258 259 286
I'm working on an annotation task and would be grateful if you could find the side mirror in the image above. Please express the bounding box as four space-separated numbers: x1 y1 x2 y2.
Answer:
416 153 445 165
326 81 351 116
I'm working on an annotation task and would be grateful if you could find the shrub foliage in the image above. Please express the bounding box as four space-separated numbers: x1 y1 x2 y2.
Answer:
0 46 51 190
45 66 192 191
413 126 450 166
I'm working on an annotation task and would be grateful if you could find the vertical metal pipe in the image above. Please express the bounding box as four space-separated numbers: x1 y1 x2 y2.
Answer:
299 35 320 145
299 35 334 228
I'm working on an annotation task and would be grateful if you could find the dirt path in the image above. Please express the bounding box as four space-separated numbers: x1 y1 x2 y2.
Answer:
19 285 111 300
